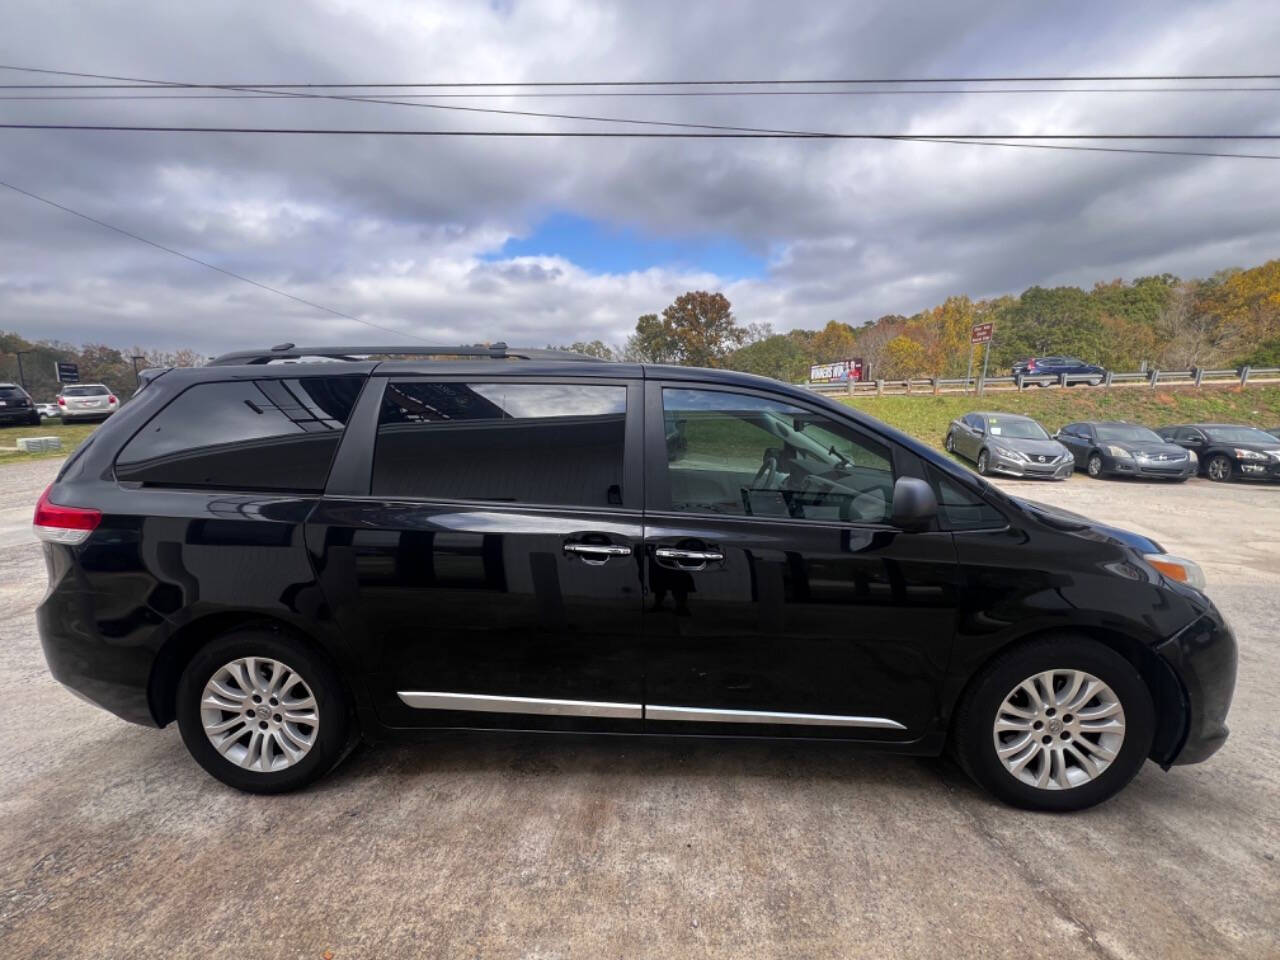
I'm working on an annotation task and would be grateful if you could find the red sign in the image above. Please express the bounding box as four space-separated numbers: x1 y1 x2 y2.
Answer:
971 322 994 344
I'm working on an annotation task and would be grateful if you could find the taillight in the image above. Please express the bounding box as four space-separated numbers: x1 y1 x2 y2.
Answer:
33 485 101 545
107 395 117 404
57 396 66 406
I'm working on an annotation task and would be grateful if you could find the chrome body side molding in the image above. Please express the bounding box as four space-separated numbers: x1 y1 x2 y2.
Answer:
644 704 907 730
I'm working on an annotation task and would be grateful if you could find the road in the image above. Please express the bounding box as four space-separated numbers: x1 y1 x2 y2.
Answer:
1 457 1277 958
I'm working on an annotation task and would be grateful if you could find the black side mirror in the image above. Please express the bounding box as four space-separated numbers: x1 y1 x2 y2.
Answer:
890 477 938 531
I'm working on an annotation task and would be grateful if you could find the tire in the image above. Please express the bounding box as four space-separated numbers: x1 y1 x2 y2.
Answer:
944 432 955 453
951 636 1155 811
1086 453 1105 478
27 411 40 425
976 449 990 475
176 628 352 794
1206 455 1233 483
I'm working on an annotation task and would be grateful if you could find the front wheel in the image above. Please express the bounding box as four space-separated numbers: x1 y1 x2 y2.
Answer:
176 629 352 793
1087 453 1105 478
951 636 1155 811
1206 455 1233 482
976 449 990 475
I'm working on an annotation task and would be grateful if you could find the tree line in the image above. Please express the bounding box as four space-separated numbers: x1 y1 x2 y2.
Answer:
0 333 203 399
597 257 1280 382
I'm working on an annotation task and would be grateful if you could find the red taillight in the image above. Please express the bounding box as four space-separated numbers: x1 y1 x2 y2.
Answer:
57 396 66 406
33 485 101 544
107 395 117 404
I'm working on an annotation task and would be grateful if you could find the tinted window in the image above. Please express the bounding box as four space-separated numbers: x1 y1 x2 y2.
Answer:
1203 425 1278 444
63 385 110 397
372 381 627 507
0 385 27 398
662 388 894 522
116 377 361 491
930 470 1007 531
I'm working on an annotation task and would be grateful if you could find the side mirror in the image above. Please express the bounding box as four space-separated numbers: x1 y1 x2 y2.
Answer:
975 426 986 436
890 477 938 532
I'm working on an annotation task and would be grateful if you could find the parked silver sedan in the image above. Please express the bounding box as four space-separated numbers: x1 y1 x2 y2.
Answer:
945 411 1073 479
57 383 119 422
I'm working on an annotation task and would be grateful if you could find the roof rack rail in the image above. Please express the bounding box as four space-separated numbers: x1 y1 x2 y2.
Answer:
207 342 600 366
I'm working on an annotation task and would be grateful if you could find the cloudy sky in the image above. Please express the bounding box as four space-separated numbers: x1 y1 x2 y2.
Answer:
2 0 1279 355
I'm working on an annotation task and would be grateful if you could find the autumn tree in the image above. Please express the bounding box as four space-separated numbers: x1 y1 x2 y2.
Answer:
880 335 926 379
625 291 746 367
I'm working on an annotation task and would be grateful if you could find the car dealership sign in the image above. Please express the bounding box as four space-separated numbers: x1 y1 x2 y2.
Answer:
809 358 864 384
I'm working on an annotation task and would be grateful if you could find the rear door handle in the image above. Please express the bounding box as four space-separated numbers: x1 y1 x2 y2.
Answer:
655 546 725 570
564 542 632 565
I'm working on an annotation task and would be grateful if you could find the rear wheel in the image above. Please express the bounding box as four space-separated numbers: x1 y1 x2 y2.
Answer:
1206 455 1233 482
951 636 1154 811
944 432 955 453
176 628 351 793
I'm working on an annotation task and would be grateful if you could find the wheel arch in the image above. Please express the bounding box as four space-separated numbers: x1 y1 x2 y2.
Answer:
946 624 1187 767
147 612 355 728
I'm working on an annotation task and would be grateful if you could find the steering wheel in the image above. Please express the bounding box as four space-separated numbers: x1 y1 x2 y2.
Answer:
751 451 779 492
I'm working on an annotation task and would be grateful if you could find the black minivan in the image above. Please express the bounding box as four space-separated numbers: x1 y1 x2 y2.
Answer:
34 344 1236 811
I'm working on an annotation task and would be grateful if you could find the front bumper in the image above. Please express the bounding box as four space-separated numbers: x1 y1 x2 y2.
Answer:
1102 454 1195 479
1156 604 1237 765
989 453 1073 479
1234 457 1280 480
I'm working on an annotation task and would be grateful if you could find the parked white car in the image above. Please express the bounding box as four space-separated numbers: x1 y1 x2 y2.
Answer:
57 384 119 422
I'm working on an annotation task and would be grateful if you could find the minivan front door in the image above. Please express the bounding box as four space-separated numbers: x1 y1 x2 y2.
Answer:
641 383 960 741
309 376 646 732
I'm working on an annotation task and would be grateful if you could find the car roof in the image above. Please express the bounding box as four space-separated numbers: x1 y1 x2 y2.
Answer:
970 411 1036 419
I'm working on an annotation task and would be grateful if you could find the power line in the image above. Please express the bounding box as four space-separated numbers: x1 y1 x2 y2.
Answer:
5 86 1280 101
3 123 1279 140
0 178 432 341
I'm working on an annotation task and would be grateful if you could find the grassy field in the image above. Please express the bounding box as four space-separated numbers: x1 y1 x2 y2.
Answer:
0 420 100 465
839 383 1280 450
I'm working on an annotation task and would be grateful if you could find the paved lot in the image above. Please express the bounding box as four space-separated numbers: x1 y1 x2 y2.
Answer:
1 458 1277 959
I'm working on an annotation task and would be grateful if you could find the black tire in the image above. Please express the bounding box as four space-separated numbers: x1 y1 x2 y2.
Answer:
176 628 351 794
944 432 955 453
1086 453 1105 478
1205 454 1233 483
27 411 41 425
951 636 1155 811
976 449 990 475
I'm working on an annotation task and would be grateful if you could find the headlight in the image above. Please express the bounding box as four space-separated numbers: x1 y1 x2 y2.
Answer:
991 445 1026 462
1234 448 1266 460
1188 449 1198 463
1103 445 1133 459
1144 553 1207 591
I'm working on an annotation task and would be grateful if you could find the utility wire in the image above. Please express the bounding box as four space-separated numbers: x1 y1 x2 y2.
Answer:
0 178 432 341
3 123 1278 140
4 87 1280 98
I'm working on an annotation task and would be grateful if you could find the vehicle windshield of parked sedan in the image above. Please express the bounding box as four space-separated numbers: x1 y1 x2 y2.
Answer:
62 385 109 397
1094 424 1163 443
987 418 1048 440
1203 426 1280 444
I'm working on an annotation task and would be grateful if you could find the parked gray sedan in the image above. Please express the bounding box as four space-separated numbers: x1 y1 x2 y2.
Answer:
945 412 1073 479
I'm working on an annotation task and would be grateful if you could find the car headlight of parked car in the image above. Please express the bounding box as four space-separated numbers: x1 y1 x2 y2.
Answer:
991 445 1027 462
1103 445 1133 459
1188 449 1198 464
1144 552 1208 591
1234 448 1267 460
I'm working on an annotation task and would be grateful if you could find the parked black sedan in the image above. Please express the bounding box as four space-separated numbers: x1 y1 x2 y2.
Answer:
945 412 1073 479
1056 421 1196 480
1157 424 1280 482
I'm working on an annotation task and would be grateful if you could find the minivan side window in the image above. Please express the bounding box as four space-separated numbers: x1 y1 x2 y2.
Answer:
116 377 362 491
661 388 894 522
372 381 627 508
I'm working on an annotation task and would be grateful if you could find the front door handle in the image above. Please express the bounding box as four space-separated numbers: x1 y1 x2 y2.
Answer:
564 542 632 565
655 546 725 570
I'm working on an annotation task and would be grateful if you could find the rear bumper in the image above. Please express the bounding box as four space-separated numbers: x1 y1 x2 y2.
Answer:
59 408 115 421
0 408 38 422
1156 604 1237 765
35 544 159 727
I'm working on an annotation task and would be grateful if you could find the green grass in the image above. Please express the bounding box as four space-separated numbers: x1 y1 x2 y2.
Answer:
839 384 1280 451
0 420 100 465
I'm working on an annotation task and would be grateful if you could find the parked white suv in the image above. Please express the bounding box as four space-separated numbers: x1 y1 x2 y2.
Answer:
57 384 119 422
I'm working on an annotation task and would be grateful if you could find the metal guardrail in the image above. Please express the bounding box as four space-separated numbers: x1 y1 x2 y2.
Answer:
803 365 1280 397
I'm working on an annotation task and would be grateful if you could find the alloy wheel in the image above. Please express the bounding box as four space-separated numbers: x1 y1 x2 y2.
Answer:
1087 454 1103 477
1207 456 1232 482
200 657 320 772
945 433 954 452
977 450 989 474
992 669 1126 790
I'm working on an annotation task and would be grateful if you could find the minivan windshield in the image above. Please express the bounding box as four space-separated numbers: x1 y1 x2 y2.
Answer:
1094 424 1163 443
987 418 1048 440
1204 425 1279 444
62 385 109 397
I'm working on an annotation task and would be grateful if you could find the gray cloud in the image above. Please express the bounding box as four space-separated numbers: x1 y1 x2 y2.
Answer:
1 0 1279 355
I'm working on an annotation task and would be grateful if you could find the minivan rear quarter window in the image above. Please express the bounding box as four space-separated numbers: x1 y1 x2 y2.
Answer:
115 377 362 491
372 381 627 507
